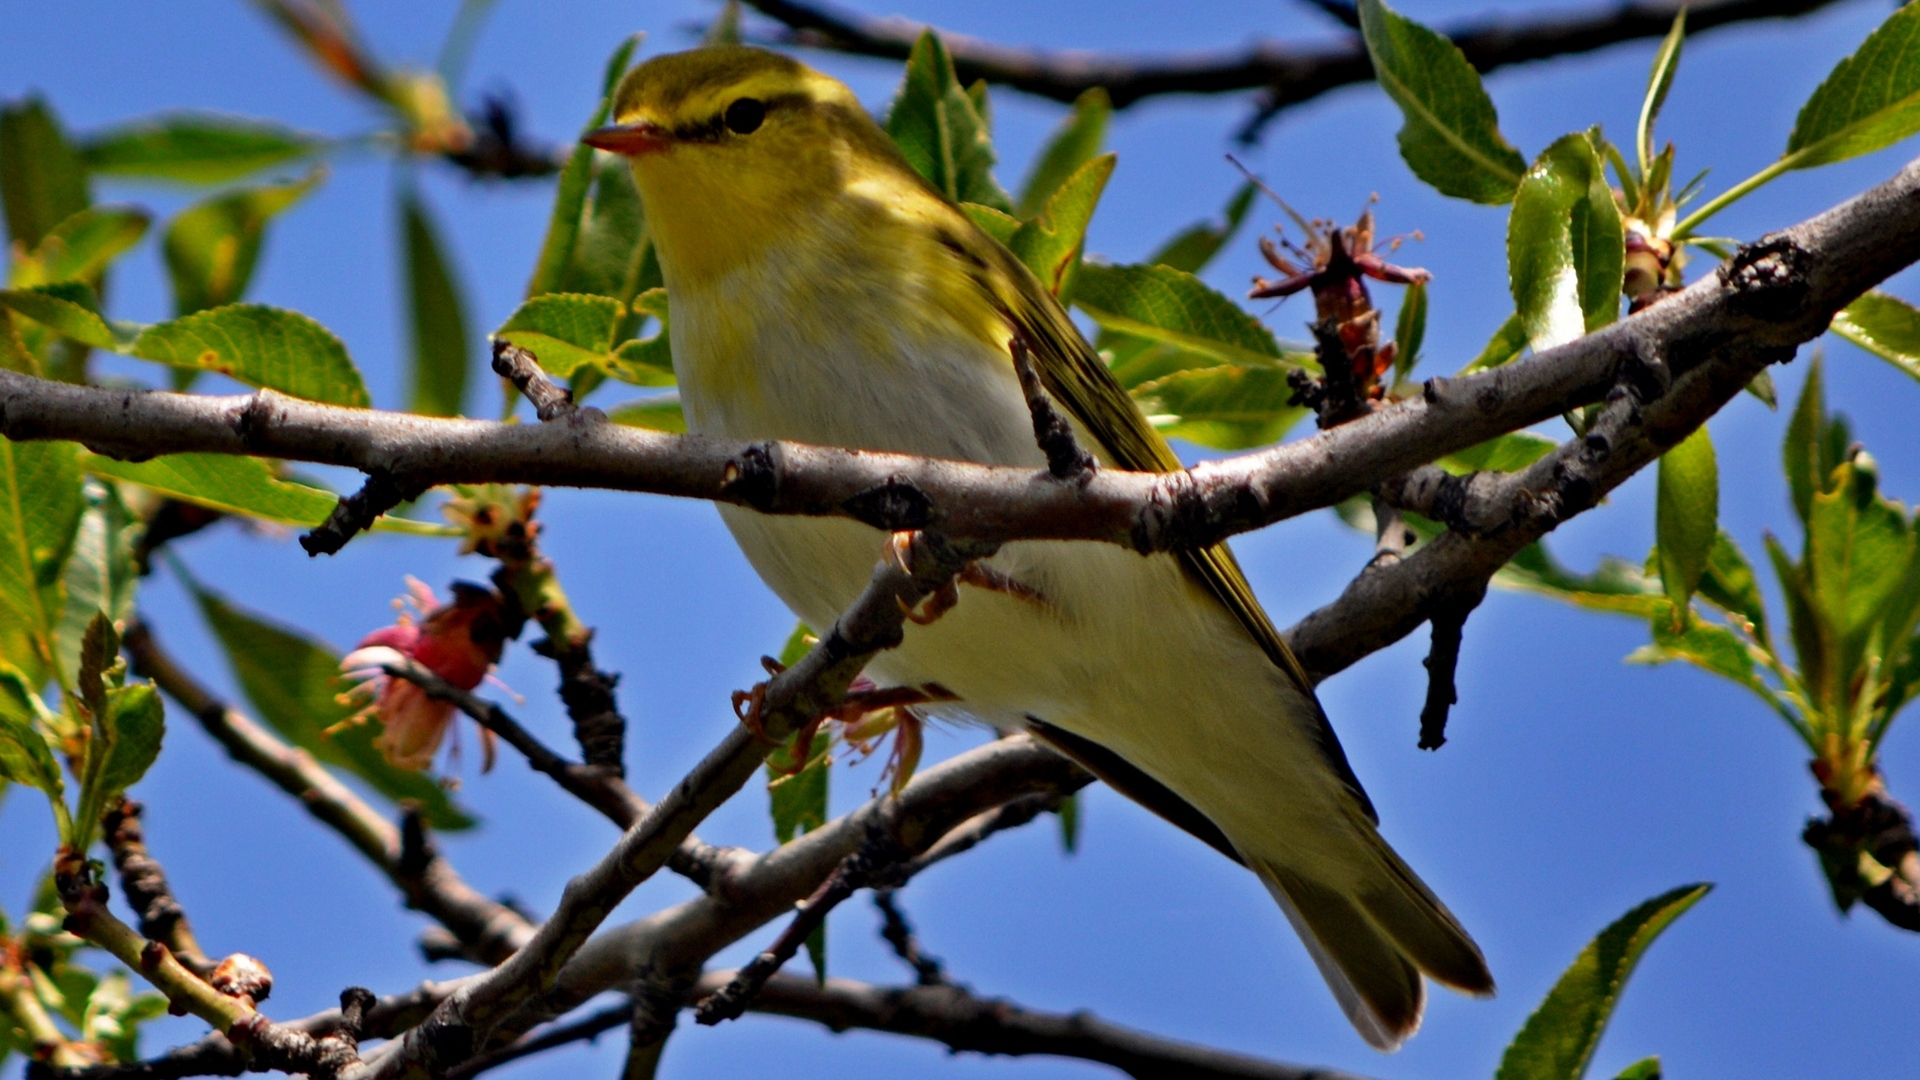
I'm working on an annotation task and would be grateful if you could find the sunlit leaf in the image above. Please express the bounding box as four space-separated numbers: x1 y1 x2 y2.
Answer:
14 206 150 288
78 113 322 185
400 186 470 416
558 156 652 301
1438 430 1556 474
1495 883 1710 1080
0 665 63 800
1629 601 1770 699
163 171 321 315
1074 262 1292 370
1357 0 1526 204
131 304 370 407
1831 291 1920 385
885 31 1013 212
527 34 643 298
186 576 475 829
94 682 164 803
1613 1058 1662 1080
0 97 90 250
1462 311 1528 372
962 202 1019 246
1009 154 1113 296
55 482 139 691
1697 530 1769 645
0 283 131 351
495 292 625 380
607 288 672 387
1509 133 1624 352
1392 277 1427 382
1636 12 1686 174
605 394 686 433
1017 88 1109 218
1784 2 1920 169
1655 426 1718 612
1783 354 1848 524
1807 455 1915 668
1496 542 1662 617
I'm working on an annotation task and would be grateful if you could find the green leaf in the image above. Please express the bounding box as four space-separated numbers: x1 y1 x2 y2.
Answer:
1495 883 1710 1080
1768 531 1828 704
82 971 166 1064
1807 455 1915 672
162 171 321 316
1509 133 1624 352
1074 262 1291 370
767 623 830 848
1462 311 1529 373
1637 12 1686 175
131 305 371 407
400 187 470 417
1496 542 1662 617
1783 1 1920 170
1392 277 1427 382
1148 182 1257 275
95 682 164 801
557 156 652 301
0 666 64 801
1357 0 1526 205
495 292 625 380
1655 425 1718 612
1832 291 1920 384
1784 354 1844 523
1 98 90 251
1009 154 1113 296
0 437 84 689
55 482 139 691
80 452 337 526
0 283 132 351
1437 430 1557 474
607 289 673 387
1614 1057 1662 1080
14 207 151 288
187 577 475 830
527 34 643 299
1697 530 1770 645
703 0 744 46
1016 88 1110 218
1131 365 1308 450
885 31 1013 213
1630 600 1769 699
961 202 1019 246
1055 791 1080 854
78 114 322 185
605 394 686 434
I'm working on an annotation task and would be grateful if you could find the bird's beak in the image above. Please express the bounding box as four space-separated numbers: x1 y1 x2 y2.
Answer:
581 120 671 157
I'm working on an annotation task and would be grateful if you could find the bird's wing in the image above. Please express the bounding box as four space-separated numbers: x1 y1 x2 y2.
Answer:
984 244 1377 821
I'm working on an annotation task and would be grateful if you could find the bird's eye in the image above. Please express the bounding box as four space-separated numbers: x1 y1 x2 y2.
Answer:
724 98 767 135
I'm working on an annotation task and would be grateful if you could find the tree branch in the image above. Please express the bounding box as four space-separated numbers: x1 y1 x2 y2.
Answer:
6 155 1914 563
102 800 217 980
737 0 1850 141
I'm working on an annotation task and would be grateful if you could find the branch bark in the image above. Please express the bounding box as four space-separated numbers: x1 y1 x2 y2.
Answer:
5 155 1914 564
738 0 1850 140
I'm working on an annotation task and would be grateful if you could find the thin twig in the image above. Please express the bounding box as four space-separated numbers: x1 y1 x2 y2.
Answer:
492 340 586 423
873 890 945 986
1010 330 1096 483
102 800 216 979
298 469 423 557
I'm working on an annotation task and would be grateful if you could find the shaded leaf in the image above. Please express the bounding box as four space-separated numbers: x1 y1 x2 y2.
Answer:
132 305 370 407
14 207 150 288
1495 883 1710 1080
1009 154 1113 296
95 683 164 801
526 34 643 298
400 186 470 416
80 452 335 526
1768 531 1829 704
1831 290 1920 385
1784 2 1920 170
1509 133 1624 352
557 156 651 301
0 437 84 689
605 394 687 434
1392 277 1426 382
0 283 132 351
1017 88 1110 218
1655 425 1718 612
1463 311 1529 372
1074 262 1290 370
1357 0 1526 204
187 578 475 829
1697 530 1769 645
1056 791 1080 854
1807 455 1914 674
1630 600 1770 700
703 0 744 46
78 113 322 185
1 98 90 250
1783 354 1846 523
1149 182 1257 275
962 202 1019 246
1131 365 1307 450
885 32 1013 212
1496 542 1662 617
0 665 63 800
1614 1058 1662 1080
55 482 139 691
1438 430 1555 474
163 171 321 316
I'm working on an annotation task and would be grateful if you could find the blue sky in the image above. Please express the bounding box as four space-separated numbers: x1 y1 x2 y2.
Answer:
4 2 1920 1078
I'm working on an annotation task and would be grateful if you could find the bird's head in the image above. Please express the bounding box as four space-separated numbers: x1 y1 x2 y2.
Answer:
586 46 894 285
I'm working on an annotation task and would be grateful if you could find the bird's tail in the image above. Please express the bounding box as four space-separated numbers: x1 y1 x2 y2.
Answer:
1249 816 1495 1052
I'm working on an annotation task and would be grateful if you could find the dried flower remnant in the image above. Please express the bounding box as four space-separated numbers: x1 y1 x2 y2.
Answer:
1249 199 1429 425
339 578 512 771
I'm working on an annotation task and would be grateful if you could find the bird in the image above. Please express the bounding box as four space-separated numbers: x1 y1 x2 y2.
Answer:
584 44 1493 1050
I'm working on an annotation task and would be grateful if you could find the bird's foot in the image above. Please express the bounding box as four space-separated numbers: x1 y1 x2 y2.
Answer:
888 531 1044 625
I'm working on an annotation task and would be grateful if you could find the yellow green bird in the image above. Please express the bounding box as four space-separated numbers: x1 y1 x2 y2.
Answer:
586 45 1493 1049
